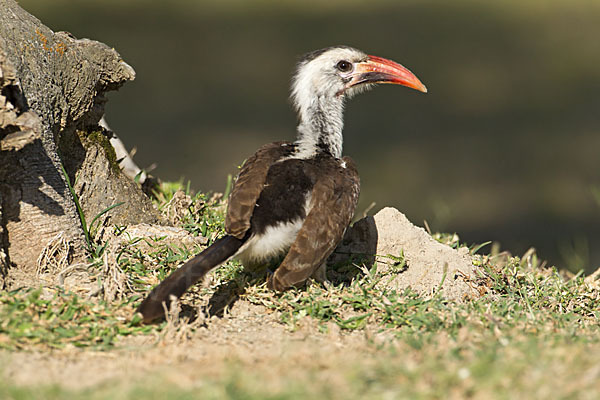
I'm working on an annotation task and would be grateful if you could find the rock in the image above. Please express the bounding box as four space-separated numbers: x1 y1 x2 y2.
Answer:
333 207 479 300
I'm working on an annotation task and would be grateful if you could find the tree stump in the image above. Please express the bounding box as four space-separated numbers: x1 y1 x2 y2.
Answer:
0 0 161 289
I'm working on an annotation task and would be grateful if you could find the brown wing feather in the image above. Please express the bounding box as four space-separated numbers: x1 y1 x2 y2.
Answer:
225 142 293 238
268 156 360 290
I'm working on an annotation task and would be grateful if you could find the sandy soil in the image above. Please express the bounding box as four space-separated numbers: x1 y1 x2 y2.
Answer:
2 301 392 390
1 207 481 390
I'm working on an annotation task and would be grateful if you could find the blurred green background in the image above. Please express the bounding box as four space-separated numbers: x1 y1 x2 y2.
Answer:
18 0 600 272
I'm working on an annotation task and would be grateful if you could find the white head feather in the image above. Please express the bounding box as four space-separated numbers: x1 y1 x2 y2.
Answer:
290 46 370 159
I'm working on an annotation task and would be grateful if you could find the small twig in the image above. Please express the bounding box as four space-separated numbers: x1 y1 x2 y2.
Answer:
361 201 376 219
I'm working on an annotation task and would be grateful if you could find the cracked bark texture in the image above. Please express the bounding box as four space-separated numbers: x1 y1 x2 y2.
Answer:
0 0 161 288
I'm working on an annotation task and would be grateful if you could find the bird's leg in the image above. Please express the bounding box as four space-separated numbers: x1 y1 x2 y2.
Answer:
310 262 331 286
242 256 285 284
244 262 272 281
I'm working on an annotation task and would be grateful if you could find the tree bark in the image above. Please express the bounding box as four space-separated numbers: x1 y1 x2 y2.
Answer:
0 0 161 288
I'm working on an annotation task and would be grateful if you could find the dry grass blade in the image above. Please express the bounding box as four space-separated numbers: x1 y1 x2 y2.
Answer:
101 250 129 303
36 231 71 276
160 296 206 344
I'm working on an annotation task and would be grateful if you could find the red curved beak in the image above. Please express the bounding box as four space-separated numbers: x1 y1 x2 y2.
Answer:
350 55 427 93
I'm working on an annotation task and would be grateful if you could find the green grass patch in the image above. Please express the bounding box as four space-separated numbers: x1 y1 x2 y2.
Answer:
151 180 226 240
3 181 599 351
1 181 599 398
243 254 599 345
0 288 155 350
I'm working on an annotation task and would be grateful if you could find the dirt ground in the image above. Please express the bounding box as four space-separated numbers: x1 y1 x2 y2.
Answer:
0 207 483 393
2 300 396 391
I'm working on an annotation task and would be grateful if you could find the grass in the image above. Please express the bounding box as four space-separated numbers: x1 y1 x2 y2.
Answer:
0 289 152 350
1 181 599 398
256 252 600 342
59 157 125 259
151 180 227 240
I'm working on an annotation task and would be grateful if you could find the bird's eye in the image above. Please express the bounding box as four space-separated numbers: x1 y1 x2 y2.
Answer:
336 60 353 72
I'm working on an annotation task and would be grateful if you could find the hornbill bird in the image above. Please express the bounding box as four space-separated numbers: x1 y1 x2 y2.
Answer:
137 46 426 322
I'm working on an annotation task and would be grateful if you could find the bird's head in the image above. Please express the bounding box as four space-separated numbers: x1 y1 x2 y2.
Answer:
291 46 427 114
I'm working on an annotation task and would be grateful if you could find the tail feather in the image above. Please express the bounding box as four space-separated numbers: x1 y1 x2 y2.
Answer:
137 234 247 322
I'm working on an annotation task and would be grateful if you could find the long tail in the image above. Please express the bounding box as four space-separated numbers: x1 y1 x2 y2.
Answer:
137 234 247 322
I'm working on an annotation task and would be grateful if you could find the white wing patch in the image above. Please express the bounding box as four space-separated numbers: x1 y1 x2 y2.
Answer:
235 191 313 267
236 219 303 267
